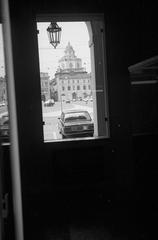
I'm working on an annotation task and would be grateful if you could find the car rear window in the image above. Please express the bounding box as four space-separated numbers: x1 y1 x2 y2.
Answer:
64 112 91 122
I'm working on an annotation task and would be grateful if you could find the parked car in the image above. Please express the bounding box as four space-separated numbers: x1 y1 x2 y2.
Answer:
58 110 94 139
0 114 9 142
89 96 93 102
44 99 55 107
0 102 5 107
65 99 71 103
83 97 89 103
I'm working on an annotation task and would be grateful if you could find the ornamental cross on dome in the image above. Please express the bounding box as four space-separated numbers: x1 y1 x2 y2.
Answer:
64 42 76 58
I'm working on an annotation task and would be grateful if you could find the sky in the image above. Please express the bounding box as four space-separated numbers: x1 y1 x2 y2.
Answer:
37 22 91 79
0 22 91 78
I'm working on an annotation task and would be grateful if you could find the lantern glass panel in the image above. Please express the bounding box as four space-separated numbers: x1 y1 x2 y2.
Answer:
47 22 61 48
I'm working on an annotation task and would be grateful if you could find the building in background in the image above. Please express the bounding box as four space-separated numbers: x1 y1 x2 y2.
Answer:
40 72 50 101
0 76 7 103
51 42 92 101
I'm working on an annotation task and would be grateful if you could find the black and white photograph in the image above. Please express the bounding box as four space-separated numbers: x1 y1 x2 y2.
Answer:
0 1 158 240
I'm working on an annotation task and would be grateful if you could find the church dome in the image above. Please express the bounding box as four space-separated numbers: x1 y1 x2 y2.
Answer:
64 41 76 58
58 42 84 72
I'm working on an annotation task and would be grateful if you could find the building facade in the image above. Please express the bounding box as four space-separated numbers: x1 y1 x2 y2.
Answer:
0 76 7 103
40 72 50 101
53 42 92 101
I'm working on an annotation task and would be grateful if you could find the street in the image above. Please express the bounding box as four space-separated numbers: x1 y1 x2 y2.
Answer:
42 100 93 141
0 100 93 142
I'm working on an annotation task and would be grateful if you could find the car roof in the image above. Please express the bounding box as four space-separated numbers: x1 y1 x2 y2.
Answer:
1 114 9 119
62 109 89 114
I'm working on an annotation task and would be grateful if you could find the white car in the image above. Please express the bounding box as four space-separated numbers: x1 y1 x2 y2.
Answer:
0 102 5 107
44 99 55 107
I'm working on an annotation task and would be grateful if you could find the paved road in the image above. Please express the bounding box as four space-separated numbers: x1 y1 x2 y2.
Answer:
0 101 94 141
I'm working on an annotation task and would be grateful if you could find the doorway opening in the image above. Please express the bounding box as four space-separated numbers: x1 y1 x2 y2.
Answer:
36 16 109 142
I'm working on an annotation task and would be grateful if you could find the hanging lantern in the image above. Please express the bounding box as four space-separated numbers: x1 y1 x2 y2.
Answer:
47 22 61 49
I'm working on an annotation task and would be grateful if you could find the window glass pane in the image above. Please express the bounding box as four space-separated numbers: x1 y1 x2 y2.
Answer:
0 24 9 144
64 111 91 122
